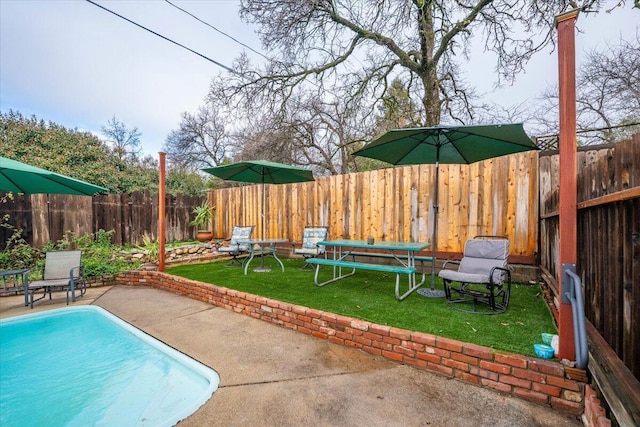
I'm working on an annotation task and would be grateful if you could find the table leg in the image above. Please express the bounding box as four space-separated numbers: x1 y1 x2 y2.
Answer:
271 244 285 272
23 271 29 306
394 251 426 301
244 246 256 275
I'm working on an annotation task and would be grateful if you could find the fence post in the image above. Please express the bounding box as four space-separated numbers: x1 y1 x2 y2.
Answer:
555 8 579 361
158 152 166 272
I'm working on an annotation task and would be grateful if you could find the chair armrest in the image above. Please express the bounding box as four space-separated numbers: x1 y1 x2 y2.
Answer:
488 266 511 287
69 265 84 279
442 260 460 270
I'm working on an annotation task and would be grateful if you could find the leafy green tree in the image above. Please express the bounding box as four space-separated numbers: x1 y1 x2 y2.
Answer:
1 110 118 191
0 110 165 193
166 168 209 196
375 79 423 132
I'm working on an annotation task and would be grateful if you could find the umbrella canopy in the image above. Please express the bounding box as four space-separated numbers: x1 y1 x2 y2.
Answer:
352 123 538 165
203 160 314 184
353 123 539 297
202 160 314 241
0 156 108 195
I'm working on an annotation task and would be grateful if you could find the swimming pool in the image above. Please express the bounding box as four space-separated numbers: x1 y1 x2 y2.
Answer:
0 306 219 427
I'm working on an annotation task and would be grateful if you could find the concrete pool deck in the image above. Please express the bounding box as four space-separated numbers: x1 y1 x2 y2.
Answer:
0 286 582 426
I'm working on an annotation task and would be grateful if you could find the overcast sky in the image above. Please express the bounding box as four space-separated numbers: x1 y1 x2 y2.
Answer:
1 1 638 159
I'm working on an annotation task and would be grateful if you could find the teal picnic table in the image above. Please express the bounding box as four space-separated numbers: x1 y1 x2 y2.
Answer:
306 239 430 301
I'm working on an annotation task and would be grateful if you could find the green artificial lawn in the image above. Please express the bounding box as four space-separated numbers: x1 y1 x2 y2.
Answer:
167 256 557 357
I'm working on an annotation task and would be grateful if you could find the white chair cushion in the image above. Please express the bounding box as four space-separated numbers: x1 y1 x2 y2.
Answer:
439 270 490 284
464 239 509 260
294 248 321 256
439 238 509 284
218 244 250 253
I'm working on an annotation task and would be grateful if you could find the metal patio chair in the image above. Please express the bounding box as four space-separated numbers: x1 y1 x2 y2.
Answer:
292 226 329 269
438 236 512 314
27 250 86 308
217 225 255 266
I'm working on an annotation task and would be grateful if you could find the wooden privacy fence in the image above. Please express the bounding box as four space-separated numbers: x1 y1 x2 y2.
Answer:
209 151 539 262
91 192 204 246
539 134 640 380
0 191 205 248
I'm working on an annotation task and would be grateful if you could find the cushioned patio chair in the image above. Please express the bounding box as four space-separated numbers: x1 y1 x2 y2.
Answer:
27 250 86 308
438 236 511 314
217 225 255 266
292 226 329 269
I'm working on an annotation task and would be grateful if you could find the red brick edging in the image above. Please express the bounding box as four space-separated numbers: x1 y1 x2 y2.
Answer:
583 386 611 426
114 270 584 414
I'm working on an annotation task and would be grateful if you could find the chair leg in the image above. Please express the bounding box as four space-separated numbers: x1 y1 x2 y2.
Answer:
299 256 315 270
443 279 452 299
224 254 242 267
29 287 47 309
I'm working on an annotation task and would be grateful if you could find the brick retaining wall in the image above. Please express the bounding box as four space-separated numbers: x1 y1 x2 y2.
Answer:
114 270 585 415
583 386 612 427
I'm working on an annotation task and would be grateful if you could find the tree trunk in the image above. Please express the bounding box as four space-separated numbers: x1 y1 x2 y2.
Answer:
418 3 441 126
422 67 441 126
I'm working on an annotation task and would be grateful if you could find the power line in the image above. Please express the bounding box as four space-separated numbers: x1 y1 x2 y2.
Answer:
163 0 270 61
86 0 341 100
85 0 237 75
161 0 342 99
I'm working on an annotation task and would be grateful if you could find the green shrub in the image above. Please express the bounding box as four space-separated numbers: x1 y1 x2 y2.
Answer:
8 229 142 280
137 234 159 262
0 214 39 270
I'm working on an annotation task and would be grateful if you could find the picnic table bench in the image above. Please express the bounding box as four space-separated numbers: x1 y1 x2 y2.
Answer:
345 251 434 286
307 239 430 301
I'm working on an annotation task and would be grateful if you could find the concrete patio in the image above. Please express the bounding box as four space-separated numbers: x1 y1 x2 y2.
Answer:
0 286 583 426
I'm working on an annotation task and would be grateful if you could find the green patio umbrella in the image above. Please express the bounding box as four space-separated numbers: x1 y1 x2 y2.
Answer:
0 156 108 195
353 123 539 297
202 159 315 242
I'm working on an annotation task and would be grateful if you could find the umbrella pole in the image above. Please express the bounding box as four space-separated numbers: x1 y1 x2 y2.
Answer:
432 161 438 287
419 155 446 298
253 181 271 272
262 182 265 242
260 182 266 268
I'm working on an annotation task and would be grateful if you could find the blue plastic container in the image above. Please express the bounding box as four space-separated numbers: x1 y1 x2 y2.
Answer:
541 333 555 345
533 343 554 359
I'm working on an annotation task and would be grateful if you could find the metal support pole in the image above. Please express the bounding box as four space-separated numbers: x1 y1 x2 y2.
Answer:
158 152 166 272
